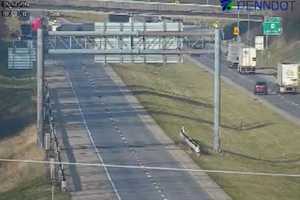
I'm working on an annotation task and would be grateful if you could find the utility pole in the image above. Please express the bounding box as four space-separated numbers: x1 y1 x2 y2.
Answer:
37 28 44 147
247 13 250 45
237 9 241 43
213 28 221 153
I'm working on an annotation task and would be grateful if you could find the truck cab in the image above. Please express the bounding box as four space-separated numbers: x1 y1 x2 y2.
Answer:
254 81 268 95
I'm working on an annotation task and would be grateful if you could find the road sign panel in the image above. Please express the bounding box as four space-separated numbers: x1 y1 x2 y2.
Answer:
263 17 282 36
94 22 184 64
255 36 264 50
233 26 240 36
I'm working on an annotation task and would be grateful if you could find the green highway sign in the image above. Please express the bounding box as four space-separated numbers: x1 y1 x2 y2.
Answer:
263 17 282 36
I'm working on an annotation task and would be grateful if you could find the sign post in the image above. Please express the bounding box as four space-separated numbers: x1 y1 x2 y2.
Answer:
37 29 44 147
213 29 221 153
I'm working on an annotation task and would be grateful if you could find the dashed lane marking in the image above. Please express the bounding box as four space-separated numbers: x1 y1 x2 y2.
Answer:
65 70 122 200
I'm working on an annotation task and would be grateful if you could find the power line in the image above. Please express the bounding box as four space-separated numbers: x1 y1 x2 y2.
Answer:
0 158 299 178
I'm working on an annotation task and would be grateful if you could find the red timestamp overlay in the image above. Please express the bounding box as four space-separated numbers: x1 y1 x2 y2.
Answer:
0 0 30 17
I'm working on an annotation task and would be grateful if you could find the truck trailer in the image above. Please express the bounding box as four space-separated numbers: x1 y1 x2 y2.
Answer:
237 47 256 74
277 63 299 94
227 42 241 69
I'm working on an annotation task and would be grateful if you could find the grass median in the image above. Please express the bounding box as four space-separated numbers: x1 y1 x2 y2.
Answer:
112 61 300 200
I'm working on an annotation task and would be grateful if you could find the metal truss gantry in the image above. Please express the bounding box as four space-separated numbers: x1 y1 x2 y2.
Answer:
47 30 215 55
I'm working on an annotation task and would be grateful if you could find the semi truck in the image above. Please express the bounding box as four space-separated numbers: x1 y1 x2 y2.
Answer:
227 42 240 68
277 63 299 93
237 47 256 74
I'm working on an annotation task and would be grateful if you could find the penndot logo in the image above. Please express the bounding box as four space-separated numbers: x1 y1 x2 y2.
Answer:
220 0 235 11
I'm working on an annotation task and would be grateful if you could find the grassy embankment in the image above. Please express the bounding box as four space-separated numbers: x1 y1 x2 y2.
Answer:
0 19 69 199
112 61 300 200
58 12 107 23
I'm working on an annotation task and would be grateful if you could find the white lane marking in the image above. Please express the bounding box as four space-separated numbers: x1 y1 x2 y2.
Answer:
101 101 165 195
65 70 122 200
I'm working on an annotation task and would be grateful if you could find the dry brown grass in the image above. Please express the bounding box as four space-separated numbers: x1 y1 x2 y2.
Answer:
0 125 45 192
60 12 108 22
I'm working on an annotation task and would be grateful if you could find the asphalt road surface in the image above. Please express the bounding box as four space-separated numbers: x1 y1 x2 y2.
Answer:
193 54 300 122
46 56 218 200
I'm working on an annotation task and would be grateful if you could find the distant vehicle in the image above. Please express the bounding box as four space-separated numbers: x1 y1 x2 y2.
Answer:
48 11 61 18
144 16 162 23
109 14 130 23
48 19 59 31
237 47 256 74
227 42 241 68
254 81 268 95
277 63 299 94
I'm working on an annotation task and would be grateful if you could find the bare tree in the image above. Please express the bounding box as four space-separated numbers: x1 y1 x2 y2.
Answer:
281 3 300 41
0 17 8 39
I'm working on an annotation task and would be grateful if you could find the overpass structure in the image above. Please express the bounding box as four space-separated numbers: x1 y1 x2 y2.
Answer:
30 0 265 21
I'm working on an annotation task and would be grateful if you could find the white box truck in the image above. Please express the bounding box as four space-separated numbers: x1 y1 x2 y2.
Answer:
277 63 299 93
227 42 240 68
237 47 256 74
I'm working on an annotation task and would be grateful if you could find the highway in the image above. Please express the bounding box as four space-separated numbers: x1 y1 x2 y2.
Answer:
46 56 230 200
29 0 264 20
192 54 300 123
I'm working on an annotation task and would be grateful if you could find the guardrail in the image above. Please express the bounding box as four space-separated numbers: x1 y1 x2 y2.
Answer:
180 126 201 154
44 82 67 192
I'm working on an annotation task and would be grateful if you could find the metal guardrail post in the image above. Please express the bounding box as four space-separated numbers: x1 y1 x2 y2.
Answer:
45 133 51 151
61 179 67 192
50 157 55 180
